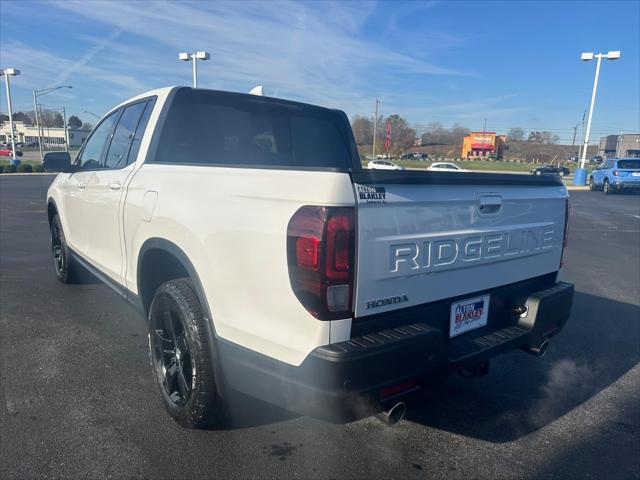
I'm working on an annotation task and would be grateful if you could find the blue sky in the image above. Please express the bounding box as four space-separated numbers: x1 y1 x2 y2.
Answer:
1 0 638 143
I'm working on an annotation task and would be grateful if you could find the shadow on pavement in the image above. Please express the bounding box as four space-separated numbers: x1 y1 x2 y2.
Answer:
403 291 640 443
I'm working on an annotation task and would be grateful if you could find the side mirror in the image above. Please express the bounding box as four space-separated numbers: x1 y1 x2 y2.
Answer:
43 151 74 173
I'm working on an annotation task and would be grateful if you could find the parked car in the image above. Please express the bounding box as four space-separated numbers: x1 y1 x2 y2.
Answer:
589 157 640 194
400 152 428 160
0 148 23 157
368 159 405 170
46 86 573 429
427 162 469 172
530 165 570 176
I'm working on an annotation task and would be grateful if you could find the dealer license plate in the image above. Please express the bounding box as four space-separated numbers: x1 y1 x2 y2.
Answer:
450 295 490 338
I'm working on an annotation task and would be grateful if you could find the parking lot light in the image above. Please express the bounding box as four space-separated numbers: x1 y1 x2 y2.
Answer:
1 68 21 165
33 85 73 161
574 50 622 186
179 51 211 88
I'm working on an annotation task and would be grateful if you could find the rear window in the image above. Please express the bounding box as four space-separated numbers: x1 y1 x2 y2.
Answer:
617 159 640 169
153 88 356 170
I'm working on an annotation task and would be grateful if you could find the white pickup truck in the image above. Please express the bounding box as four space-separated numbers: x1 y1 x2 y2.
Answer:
45 87 573 428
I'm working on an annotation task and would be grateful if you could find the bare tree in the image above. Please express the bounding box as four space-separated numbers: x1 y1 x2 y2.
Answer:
351 115 373 145
385 114 416 153
508 127 525 141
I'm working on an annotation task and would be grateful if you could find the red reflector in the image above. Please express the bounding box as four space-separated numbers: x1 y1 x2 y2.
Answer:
380 379 418 399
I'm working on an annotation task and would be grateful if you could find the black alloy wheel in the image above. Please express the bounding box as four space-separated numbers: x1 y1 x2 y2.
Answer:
50 214 76 283
151 305 194 407
148 278 225 428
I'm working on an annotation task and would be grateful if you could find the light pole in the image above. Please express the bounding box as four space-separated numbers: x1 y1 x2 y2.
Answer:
178 51 211 88
1 68 21 165
574 50 621 185
33 85 72 160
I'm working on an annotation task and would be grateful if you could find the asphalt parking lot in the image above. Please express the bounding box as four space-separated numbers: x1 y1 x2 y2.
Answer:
1 176 639 480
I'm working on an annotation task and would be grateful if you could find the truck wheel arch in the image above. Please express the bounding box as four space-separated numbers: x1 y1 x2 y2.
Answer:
136 238 213 323
136 238 227 398
47 199 59 227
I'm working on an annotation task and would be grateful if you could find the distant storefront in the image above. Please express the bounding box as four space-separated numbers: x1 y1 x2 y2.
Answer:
0 121 91 148
461 132 507 159
599 133 640 158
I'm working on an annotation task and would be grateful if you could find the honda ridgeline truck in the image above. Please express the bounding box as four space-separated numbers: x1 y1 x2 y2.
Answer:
45 87 573 428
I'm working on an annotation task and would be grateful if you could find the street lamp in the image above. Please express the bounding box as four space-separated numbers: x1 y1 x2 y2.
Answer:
84 110 101 119
33 85 72 160
179 51 211 88
1 68 21 165
574 50 621 185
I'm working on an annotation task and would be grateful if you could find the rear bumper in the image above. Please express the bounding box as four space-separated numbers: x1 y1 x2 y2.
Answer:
612 180 640 189
218 280 574 421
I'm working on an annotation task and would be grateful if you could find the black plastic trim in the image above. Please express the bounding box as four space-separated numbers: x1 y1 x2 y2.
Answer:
217 280 573 421
68 247 144 314
350 169 565 187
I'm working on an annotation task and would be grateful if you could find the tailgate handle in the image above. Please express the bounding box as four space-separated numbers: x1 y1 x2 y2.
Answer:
477 195 502 215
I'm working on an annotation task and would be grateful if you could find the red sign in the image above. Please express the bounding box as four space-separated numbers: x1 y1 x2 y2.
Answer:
385 120 392 151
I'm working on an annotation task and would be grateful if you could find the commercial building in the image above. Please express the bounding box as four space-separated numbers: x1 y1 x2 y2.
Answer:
461 132 507 159
599 133 640 158
0 120 91 148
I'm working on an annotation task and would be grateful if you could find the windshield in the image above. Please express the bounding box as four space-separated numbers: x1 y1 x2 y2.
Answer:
617 160 640 169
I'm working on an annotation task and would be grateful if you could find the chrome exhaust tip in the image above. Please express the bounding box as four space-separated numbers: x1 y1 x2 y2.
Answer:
527 339 549 358
377 402 406 426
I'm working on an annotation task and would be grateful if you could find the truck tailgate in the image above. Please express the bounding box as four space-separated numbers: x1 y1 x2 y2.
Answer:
351 171 568 318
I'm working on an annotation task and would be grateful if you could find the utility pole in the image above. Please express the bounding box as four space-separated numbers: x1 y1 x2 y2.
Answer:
33 90 44 161
372 99 380 160
482 118 487 158
577 109 587 160
62 107 69 153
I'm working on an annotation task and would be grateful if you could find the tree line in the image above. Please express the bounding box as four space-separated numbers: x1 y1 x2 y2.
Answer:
350 113 563 154
0 110 92 130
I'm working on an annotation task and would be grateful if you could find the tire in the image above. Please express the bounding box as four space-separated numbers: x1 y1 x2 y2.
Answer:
50 214 77 283
148 278 225 429
589 176 597 191
603 178 612 195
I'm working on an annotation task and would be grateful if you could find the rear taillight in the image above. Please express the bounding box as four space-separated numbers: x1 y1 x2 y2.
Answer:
287 206 355 320
560 198 570 268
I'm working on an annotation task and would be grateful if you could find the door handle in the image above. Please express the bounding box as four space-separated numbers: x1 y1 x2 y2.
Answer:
108 182 122 191
477 194 502 216
78 183 86 190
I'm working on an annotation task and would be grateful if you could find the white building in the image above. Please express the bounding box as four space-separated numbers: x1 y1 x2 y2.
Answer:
0 121 91 148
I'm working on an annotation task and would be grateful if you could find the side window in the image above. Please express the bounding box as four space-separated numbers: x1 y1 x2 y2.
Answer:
126 99 155 166
76 111 119 170
103 100 149 169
